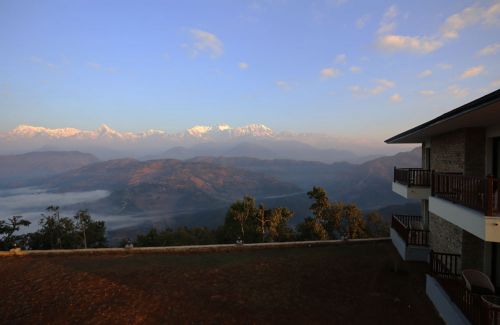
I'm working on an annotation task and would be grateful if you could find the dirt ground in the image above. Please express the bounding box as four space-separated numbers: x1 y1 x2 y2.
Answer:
0 241 442 324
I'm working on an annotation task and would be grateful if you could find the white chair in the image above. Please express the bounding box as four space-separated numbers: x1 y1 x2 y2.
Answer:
462 269 495 295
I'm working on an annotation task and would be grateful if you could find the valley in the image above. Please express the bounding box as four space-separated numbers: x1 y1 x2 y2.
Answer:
0 147 421 242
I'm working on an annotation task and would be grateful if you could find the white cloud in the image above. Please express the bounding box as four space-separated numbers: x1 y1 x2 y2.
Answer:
371 79 395 94
478 43 500 56
389 93 402 102
378 5 398 34
350 85 362 95
418 69 432 78
320 67 340 79
419 90 436 96
437 63 452 70
376 3 500 55
238 62 249 70
335 54 347 64
460 65 485 79
377 35 442 54
441 3 500 40
276 80 292 90
350 66 362 73
491 79 500 89
448 84 469 97
383 5 398 20
356 15 370 29
31 56 60 69
350 79 395 96
478 79 500 94
188 29 224 58
86 62 116 73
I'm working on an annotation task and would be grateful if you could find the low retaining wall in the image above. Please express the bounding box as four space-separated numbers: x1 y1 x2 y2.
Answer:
0 237 390 257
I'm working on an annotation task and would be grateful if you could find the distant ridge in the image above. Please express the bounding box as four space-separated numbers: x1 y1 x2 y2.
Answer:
0 123 412 162
0 151 99 183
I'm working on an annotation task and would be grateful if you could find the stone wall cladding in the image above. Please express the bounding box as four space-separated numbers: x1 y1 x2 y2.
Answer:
429 212 462 254
428 128 488 263
430 129 466 173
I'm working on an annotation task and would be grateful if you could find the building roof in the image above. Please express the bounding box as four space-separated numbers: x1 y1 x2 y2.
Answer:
385 88 500 144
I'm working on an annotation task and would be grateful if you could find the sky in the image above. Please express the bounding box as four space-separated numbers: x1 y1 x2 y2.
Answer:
1 0 500 143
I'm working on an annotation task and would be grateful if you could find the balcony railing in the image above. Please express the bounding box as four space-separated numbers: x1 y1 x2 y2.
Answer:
391 215 429 246
429 251 499 324
429 250 461 279
431 173 500 216
393 167 431 187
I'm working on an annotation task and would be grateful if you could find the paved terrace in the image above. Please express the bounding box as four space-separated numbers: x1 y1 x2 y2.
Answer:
0 239 443 324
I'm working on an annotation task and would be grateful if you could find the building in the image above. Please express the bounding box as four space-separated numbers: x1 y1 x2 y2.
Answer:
386 88 500 324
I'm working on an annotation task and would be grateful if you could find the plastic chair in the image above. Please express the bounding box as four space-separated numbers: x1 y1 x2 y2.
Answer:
462 269 495 295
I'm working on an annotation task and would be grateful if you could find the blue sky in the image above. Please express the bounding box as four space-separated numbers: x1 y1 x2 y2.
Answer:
1 0 499 142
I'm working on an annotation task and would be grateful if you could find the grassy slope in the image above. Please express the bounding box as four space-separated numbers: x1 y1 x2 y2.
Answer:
0 241 442 324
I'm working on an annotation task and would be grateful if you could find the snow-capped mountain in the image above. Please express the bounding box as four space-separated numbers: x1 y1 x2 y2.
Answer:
0 123 407 161
185 123 272 138
10 125 81 138
4 123 273 141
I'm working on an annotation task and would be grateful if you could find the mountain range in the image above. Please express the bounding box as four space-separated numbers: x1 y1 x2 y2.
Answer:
0 124 410 163
0 147 421 238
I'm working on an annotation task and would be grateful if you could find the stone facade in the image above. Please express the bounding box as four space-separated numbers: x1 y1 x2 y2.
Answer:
427 127 488 273
430 129 466 173
429 212 462 255
429 127 486 175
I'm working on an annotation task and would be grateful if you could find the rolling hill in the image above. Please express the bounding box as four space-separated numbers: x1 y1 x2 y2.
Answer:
34 158 301 218
0 151 99 184
189 147 421 209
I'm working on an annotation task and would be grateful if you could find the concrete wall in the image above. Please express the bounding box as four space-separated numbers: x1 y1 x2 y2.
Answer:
0 238 391 257
426 275 470 325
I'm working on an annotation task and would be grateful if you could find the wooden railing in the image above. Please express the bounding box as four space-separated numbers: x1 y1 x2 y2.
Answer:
430 251 500 324
394 167 431 187
431 173 500 216
429 250 461 279
391 215 429 246
438 277 487 325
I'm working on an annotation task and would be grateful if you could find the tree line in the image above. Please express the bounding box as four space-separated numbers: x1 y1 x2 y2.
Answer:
0 187 389 250
0 206 106 250
131 186 389 247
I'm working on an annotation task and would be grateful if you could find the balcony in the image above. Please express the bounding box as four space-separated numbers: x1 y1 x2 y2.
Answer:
392 167 431 199
429 173 500 242
426 251 499 325
390 215 430 262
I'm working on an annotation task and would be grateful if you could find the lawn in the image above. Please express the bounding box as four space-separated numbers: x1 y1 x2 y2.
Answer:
0 240 442 324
